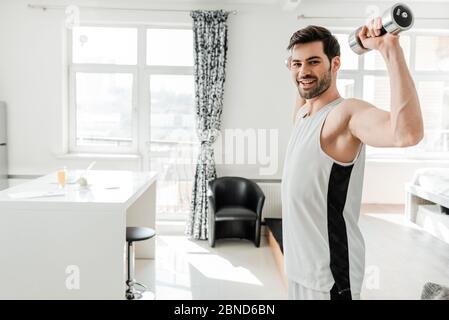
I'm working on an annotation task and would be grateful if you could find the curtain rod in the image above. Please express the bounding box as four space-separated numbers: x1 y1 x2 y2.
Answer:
27 4 237 15
297 14 449 21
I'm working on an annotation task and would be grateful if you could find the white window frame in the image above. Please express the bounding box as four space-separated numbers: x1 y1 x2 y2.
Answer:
333 28 449 160
68 24 195 158
68 24 141 154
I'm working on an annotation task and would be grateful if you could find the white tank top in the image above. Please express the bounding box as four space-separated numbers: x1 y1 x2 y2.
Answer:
281 97 366 294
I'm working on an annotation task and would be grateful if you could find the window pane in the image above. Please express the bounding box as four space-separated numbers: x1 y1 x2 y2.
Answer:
418 81 448 130
416 80 449 152
363 76 394 158
150 142 197 217
366 79 449 156
337 78 355 98
363 76 390 111
364 36 410 70
416 35 449 71
335 34 358 70
72 27 137 65
75 73 133 147
149 75 197 218
147 29 193 66
150 75 196 142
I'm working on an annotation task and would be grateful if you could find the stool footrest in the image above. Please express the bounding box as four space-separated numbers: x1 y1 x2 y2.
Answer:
135 282 147 290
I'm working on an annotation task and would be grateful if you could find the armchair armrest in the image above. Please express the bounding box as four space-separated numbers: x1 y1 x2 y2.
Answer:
207 182 216 213
248 182 265 217
207 181 217 247
255 193 265 218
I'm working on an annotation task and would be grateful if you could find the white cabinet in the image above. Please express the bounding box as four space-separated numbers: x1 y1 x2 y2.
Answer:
416 204 449 244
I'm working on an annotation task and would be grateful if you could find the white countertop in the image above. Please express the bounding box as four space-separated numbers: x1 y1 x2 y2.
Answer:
0 170 158 211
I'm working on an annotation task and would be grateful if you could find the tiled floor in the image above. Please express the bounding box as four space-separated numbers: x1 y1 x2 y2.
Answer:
136 235 287 300
135 205 449 300
360 205 449 300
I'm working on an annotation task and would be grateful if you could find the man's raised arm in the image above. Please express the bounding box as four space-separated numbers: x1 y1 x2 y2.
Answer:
349 19 423 147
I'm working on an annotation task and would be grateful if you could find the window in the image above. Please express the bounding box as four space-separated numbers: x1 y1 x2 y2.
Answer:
337 79 355 98
335 34 358 70
335 30 449 159
415 36 449 71
69 26 138 153
69 25 197 219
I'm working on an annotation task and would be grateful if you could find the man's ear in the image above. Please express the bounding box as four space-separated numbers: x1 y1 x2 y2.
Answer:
331 56 341 72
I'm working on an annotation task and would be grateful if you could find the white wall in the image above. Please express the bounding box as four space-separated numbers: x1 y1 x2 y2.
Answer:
0 0 448 203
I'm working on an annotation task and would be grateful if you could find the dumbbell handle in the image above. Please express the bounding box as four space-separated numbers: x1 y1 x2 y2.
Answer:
378 27 388 37
349 26 385 55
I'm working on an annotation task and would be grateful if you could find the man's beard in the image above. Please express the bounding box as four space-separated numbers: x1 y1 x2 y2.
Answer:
297 70 332 99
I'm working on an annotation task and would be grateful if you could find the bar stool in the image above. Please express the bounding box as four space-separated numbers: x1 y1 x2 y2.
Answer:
126 226 156 300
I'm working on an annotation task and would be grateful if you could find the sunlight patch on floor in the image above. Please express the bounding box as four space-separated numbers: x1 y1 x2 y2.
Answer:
187 254 263 286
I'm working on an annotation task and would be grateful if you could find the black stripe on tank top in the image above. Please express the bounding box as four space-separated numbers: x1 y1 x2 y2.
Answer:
327 163 354 300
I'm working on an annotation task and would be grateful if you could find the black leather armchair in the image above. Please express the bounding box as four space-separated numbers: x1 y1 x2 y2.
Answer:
207 177 265 247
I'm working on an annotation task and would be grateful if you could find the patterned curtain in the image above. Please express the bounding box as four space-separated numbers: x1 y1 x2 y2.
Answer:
185 10 229 240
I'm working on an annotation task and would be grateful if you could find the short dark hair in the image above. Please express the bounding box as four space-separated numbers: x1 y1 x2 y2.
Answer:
287 25 340 63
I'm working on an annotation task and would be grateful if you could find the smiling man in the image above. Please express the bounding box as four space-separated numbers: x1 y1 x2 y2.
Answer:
281 22 424 300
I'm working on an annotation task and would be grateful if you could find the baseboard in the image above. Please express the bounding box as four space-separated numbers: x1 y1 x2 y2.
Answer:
266 229 287 288
156 221 186 235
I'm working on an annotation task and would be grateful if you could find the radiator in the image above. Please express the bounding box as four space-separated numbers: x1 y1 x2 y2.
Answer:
257 182 282 220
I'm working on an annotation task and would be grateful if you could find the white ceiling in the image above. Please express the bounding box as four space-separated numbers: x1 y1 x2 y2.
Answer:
200 0 449 2
221 0 449 3
302 0 449 2
92 0 449 6
89 0 449 9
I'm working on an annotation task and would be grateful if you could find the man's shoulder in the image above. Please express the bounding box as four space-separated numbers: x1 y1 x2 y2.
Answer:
338 98 374 117
341 98 371 110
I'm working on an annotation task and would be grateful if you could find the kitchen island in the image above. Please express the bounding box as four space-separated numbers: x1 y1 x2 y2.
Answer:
0 170 157 299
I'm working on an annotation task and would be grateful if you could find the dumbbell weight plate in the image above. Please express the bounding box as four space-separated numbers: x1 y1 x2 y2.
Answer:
382 3 414 34
348 26 370 55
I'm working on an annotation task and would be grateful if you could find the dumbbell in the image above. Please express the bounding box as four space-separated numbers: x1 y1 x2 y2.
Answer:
348 3 414 55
